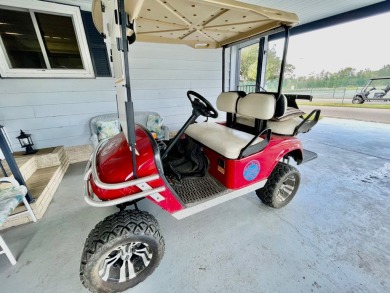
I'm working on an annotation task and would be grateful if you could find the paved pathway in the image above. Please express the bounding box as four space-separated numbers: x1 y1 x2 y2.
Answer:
300 105 390 124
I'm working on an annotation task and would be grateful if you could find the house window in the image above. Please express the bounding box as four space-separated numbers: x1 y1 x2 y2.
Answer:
0 0 94 78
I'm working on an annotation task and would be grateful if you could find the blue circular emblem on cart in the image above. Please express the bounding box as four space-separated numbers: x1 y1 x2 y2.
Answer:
243 160 261 181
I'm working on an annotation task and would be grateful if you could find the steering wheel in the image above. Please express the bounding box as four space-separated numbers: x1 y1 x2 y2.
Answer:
187 90 218 118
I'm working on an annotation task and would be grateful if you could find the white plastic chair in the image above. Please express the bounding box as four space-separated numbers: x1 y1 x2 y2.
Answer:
0 177 37 265
89 112 170 147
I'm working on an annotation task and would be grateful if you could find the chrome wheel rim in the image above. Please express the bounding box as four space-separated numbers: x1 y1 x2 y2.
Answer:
276 174 296 203
98 242 153 283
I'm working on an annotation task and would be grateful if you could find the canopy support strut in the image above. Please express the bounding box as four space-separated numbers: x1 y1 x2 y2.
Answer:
255 37 267 92
119 0 137 178
222 46 226 92
276 25 290 100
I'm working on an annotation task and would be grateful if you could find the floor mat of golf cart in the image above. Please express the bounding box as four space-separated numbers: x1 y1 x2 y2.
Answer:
172 174 227 205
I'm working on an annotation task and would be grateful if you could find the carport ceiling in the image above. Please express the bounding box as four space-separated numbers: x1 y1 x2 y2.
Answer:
63 0 385 25
239 0 385 25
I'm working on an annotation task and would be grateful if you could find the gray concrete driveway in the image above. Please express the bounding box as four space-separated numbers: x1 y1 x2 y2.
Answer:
301 105 390 124
0 118 389 293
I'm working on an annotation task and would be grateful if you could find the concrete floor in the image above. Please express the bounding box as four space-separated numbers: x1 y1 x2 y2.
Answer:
1 117 389 293
300 105 390 124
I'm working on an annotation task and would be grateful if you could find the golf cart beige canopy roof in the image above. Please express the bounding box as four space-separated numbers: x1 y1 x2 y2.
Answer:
92 0 299 49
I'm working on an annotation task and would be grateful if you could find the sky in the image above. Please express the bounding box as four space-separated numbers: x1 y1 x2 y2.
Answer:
271 11 390 77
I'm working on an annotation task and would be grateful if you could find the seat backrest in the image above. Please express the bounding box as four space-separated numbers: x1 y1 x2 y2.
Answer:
237 93 276 120
274 94 287 119
217 92 246 128
216 92 241 113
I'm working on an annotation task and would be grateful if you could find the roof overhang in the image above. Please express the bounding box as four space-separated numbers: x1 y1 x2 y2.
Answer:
92 0 299 48
269 0 390 41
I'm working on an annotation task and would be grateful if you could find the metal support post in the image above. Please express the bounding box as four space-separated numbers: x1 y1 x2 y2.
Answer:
255 37 267 92
118 0 138 178
276 26 290 100
222 47 226 92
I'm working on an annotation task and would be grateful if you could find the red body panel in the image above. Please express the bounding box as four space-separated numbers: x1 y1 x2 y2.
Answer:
204 135 302 189
90 125 302 214
90 126 184 213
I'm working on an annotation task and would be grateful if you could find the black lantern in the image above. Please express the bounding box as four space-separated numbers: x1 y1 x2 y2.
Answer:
17 130 37 155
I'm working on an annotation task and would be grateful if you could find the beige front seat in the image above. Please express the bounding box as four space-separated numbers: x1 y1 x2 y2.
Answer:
185 92 274 159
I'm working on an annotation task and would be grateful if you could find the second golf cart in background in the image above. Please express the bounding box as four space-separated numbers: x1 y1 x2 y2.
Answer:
352 77 390 104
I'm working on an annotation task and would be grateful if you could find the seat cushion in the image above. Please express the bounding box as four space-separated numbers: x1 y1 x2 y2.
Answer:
271 107 305 122
0 185 27 226
185 122 263 159
267 117 303 136
146 114 164 139
96 120 120 141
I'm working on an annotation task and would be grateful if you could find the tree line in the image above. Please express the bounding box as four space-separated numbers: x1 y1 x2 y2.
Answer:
240 43 390 89
284 65 390 89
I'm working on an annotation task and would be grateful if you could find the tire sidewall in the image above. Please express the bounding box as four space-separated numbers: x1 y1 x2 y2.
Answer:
353 96 363 104
271 168 300 208
83 234 162 293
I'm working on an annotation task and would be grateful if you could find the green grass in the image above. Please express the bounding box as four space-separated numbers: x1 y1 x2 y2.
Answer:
297 102 390 109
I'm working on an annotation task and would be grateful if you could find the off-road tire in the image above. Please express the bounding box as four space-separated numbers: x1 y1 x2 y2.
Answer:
80 210 165 293
352 96 364 104
256 162 301 208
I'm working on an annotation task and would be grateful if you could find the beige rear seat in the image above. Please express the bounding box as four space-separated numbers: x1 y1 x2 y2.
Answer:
236 94 305 136
267 95 305 135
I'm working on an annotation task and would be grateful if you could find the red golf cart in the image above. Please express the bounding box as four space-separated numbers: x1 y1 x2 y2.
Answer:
80 1 320 292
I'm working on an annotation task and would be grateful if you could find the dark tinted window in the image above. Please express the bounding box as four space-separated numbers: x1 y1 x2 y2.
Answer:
0 9 45 68
35 13 83 69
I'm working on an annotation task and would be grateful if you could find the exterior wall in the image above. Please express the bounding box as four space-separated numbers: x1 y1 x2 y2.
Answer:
129 42 226 131
0 78 116 151
0 41 227 151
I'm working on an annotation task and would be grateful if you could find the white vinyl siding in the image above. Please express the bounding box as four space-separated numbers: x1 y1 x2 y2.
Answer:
0 41 227 151
129 42 227 131
0 78 116 149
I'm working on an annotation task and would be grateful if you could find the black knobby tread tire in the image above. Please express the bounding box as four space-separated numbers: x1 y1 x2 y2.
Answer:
80 210 164 293
256 162 300 208
353 96 364 104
